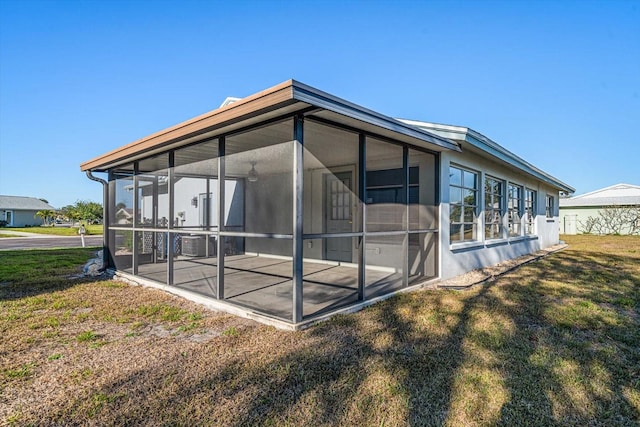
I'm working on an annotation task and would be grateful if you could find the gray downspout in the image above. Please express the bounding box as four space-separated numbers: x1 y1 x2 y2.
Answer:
85 171 110 270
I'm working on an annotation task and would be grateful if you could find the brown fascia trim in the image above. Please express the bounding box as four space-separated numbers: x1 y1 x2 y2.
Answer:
80 80 297 171
82 79 460 172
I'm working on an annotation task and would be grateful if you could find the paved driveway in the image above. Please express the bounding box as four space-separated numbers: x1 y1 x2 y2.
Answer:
0 232 103 250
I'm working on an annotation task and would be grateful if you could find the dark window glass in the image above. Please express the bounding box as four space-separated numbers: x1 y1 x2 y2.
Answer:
546 195 554 218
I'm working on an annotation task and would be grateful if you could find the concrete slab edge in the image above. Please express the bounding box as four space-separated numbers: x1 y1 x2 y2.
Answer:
112 271 439 331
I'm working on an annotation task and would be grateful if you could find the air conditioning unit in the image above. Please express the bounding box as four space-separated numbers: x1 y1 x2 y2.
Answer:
181 236 205 257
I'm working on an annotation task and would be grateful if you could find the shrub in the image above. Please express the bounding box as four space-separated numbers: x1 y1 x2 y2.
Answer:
579 206 640 235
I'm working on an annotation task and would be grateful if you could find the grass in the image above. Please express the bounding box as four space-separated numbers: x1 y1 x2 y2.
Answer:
3 363 35 379
2 224 103 236
1 235 639 426
76 331 98 343
0 248 97 298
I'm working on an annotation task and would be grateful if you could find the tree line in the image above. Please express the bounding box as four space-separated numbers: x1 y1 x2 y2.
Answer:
35 200 103 226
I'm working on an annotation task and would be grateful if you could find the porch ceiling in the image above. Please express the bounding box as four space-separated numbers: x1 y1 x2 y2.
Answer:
81 80 460 172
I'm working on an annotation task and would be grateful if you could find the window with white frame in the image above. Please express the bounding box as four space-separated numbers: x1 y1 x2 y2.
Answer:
507 183 523 237
449 165 478 243
524 189 536 235
484 176 504 239
546 194 554 218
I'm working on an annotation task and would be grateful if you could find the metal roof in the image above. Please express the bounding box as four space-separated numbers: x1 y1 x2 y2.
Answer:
399 119 575 194
559 183 640 207
0 195 56 211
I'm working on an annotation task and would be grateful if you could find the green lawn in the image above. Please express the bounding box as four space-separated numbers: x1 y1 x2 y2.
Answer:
3 224 103 236
0 248 98 296
1 235 638 426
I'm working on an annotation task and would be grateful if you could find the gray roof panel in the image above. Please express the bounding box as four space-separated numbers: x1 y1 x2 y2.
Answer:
0 195 56 211
559 184 640 207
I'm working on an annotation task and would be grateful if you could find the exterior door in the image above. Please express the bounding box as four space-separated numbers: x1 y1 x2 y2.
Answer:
564 214 577 234
324 172 353 262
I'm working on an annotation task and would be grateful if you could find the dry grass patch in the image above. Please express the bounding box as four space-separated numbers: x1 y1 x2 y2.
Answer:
1 235 639 426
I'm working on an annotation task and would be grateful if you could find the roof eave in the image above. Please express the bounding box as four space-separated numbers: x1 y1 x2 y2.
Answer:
81 80 461 172
400 119 575 194
290 81 461 152
80 80 297 172
464 132 575 194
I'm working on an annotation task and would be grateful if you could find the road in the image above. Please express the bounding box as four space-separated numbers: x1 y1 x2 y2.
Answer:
0 235 103 250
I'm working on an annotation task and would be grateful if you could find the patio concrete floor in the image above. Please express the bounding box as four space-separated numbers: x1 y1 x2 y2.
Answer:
135 254 407 320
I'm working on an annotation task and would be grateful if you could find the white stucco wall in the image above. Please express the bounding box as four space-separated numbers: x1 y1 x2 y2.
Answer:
1 210 43 227
558 207 599 234
439 150 561 280
145 179 245 229
560 206 639 235
244 172 292 255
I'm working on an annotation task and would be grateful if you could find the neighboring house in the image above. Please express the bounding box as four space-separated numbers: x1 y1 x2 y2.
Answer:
114 207 134 225
0 195 56 227
559 183 640 235
81 80 574 329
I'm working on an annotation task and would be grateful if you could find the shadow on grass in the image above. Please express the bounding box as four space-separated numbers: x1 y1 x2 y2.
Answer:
25 246 640 425
494 257 640 425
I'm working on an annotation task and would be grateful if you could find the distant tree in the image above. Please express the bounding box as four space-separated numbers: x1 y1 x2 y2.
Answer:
58 205 76 222
72 200 103 223
34 209 55 226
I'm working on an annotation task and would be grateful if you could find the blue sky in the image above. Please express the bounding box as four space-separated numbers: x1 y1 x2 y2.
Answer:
1 0 638 208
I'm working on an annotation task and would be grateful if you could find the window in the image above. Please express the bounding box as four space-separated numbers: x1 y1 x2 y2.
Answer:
330 176 352 220
366 167 419 205
507 183 523 237
524 189 536 235
449 165 478 243
546 194 555 218
485 176 504 239
365 167 418 232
